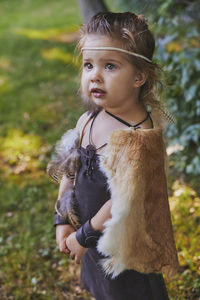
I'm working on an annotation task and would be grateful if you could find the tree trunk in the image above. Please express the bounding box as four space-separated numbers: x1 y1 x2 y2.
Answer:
78 0 109 24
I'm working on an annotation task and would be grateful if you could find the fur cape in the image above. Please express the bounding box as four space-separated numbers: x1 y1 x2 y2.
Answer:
97 127 179 281
48 125 179 281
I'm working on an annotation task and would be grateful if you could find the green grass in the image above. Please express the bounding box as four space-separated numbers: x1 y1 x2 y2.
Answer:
0 1 90 299
0 1 199 299
0 0 83 143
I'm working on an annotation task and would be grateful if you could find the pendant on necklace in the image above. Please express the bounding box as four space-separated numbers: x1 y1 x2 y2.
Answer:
86 144 96 159
85 144 96 176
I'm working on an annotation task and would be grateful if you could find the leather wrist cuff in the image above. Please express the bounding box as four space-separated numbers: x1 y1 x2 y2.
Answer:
75 219 102 248
53 212 70 227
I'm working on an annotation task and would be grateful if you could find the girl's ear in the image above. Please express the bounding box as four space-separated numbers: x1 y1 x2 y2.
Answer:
133 72 147 88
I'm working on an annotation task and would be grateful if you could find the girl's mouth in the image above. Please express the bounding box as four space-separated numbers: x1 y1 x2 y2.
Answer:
90 88 106 98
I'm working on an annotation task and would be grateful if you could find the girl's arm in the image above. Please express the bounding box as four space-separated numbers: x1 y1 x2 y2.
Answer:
56 175 75 254
56 112 90 254
55 112 90 256
66 199 112 264
90 199 112 232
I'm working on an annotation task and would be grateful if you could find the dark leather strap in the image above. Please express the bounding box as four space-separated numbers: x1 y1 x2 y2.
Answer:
53 212 70 227
76 219 102 248
79 113 94 147
105 110 153 129
89 112 107 151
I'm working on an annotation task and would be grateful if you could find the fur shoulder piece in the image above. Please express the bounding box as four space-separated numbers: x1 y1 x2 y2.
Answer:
97 127 179 281
47 128 81 183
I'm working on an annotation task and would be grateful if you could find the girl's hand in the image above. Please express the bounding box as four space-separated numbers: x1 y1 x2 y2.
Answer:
66 232 88 264
56 224 75 254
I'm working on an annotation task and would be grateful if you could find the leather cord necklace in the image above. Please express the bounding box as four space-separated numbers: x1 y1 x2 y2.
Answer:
105 110 152 129
85 113 107 176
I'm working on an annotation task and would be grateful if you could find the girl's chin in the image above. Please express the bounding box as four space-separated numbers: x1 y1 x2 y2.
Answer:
80 92 105 107
92 97 106 107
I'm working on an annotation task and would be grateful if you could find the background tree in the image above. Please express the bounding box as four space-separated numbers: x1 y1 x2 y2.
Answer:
78 0 108 24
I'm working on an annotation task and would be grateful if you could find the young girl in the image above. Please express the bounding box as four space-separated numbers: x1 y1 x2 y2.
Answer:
48 12 179 300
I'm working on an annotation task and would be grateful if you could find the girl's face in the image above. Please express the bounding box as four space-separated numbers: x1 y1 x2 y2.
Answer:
81 34 145 111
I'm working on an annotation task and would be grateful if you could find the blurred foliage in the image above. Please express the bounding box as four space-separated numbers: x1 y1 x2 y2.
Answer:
111 0 200 179
0 0 91 298
168 182 200 299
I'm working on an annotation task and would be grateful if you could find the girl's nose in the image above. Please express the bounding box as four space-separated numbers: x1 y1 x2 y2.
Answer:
90 69 103 83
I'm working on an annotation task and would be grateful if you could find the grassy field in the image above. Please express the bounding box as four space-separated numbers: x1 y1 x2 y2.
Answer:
0 1 200 299
0 1 90 299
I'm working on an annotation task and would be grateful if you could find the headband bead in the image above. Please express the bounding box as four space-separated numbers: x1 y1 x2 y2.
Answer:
81 47 152 63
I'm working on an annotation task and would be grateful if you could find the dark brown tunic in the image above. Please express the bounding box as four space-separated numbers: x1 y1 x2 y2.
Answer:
74 145 169 300
73 113 169 300
55 111 170 300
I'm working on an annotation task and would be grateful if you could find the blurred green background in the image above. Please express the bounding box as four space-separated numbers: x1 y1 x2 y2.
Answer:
0 0 199 299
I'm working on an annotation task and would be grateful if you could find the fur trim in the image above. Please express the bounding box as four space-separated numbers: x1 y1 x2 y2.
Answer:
97 127 179 281
47 128 82 229
47 128 81 182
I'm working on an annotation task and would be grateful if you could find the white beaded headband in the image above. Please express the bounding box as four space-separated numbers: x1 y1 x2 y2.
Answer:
81 46 152 63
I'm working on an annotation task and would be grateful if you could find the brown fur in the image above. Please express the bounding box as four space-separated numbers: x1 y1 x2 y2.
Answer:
97 127 179 281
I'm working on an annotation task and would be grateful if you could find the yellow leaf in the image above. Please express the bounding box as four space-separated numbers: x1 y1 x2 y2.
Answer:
14 28 78 43
41 48 80 67
165 41 182 52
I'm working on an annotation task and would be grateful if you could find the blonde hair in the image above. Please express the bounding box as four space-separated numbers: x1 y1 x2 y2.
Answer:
78 12 174 127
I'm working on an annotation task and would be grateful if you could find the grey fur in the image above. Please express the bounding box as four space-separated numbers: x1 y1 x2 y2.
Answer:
55 187 81 230
47 128 81 182
47 128 82 229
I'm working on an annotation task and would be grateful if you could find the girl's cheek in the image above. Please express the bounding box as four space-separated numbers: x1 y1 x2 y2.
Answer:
80 72 91 97
81 81 89 97
80 75 86 88
81 73 87 86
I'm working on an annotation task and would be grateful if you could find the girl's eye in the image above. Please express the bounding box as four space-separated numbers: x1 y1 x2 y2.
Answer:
105 63 116 70
84 62 93 70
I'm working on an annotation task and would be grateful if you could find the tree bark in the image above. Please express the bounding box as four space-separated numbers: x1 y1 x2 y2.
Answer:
78 0 109 24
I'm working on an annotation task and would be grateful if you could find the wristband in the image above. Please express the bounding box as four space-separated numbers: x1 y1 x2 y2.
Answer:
53 212 70 227
75 219 102 248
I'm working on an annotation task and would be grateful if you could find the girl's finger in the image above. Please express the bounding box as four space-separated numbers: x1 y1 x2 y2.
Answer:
75 255 80 264
63 238 71 253
64 241 70 253
65 246 70 253
70 252 75 260
59 241 70 253
59 246 68 253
